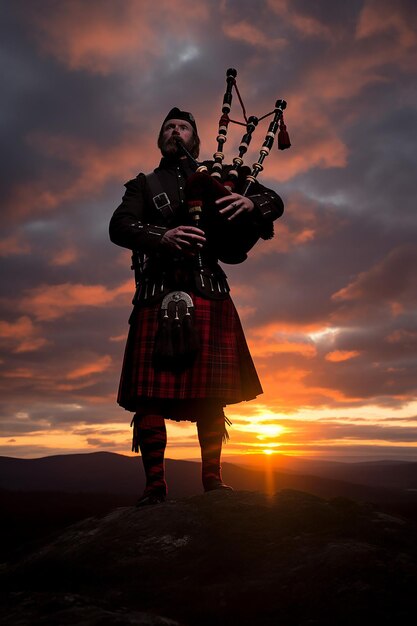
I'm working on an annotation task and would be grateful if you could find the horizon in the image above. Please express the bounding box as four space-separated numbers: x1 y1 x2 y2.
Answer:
1 1 417 463
2 448 416 466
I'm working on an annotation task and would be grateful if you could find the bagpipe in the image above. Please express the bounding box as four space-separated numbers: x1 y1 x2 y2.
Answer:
177 68 291 263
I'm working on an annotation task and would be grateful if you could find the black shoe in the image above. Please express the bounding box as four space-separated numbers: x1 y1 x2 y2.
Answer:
204 480 234 493
136 488 167 507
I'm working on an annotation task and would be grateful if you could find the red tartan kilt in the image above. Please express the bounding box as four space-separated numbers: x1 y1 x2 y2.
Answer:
117 292 262 414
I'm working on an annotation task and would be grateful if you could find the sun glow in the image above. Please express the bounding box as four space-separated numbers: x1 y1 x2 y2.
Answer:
256 423 286 439
235 411 287 436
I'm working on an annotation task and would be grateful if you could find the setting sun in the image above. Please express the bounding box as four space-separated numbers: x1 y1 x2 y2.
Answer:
255 423 286 439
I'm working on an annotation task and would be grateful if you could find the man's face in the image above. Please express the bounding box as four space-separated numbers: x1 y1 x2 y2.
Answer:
159 118 194 156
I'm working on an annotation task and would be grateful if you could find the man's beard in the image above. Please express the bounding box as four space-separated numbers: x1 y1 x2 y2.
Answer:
160 135 191 158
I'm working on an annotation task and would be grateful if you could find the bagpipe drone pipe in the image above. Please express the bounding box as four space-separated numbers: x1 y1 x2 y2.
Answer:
177 68 291 264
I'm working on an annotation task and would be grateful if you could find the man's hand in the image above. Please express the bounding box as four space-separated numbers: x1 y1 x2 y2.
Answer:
161 225 206 254
215 193 255 220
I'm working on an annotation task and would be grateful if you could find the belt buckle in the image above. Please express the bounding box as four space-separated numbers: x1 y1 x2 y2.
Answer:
153 192 172 213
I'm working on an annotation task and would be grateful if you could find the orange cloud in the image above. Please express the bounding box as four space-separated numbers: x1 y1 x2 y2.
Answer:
293 7 416 107
0 235 31 257
19 280 133 321
67 355 112 380
247 320 333 335
332 245 417 304
249 194 343 258
264 130 348 182
3 368 34 379
5 74 347 221
258 365 351 411
109 334 127 342
357 0 417 49
29 0 208 74
387 329 417 344
248 326 317 359
253 2 417 187
6 132 157 218
389 302 405 318
0 316 47 353
250 339 316 359
325 350 360 363
50 246 79 266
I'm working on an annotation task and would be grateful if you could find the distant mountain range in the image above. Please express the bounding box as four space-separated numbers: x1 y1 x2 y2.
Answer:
2 452 417 563
1 451 417 502
228 454 417 491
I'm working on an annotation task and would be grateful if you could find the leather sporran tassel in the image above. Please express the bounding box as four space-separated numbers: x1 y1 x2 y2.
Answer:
154 312 173 361
171 311 185 358
182 311 200 355
278 116 291 150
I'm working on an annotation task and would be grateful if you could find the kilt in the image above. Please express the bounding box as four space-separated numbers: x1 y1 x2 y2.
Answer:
117 292 262 419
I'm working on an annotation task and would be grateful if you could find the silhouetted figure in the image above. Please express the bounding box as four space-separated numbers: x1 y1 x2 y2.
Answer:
109 108 283 504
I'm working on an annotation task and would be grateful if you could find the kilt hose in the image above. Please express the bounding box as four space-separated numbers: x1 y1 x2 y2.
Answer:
117 292 262 421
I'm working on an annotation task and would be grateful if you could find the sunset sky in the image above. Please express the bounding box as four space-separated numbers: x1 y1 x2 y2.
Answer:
1 0 417 462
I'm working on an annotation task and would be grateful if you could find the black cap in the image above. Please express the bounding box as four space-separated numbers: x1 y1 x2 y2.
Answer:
161 107 197 134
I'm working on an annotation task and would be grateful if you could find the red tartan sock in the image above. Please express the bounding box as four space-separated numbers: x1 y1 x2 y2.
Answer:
135 413 167 496
197 414 225 491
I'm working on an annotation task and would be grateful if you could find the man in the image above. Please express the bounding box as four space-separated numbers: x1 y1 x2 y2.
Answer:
109 107 284 505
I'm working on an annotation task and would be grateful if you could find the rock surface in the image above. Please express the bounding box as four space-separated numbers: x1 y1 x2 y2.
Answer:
2 489 416 625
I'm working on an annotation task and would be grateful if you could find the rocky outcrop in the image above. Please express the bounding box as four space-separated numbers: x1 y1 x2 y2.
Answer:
2 490 416 625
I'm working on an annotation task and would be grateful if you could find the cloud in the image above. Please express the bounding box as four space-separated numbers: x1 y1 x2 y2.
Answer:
248 192 344 257
67 355 112 380
4 132 157 219
270 418 417 445
248 325 317 358
26 0 208 74
387 329 417 346
0 316 47 353
264 131 348 182
325 351 360 363
50 246 79 266
267 0 335 41
357 0 417 50
332 244 417 311
223 20 287 50
0 235 31 257
18 280 132 321
85 437 120 448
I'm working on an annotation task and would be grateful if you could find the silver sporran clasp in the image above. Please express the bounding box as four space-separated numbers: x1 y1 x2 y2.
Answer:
153 291 200 370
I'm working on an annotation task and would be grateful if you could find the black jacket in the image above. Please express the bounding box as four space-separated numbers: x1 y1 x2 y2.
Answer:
109 157 284 301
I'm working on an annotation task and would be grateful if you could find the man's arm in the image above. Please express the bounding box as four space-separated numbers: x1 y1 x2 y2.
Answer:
109 175 206 254
109 175 169 253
